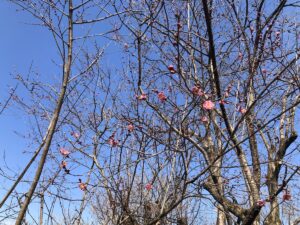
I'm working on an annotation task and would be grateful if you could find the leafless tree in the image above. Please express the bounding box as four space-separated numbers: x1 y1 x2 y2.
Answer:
1 0 300 225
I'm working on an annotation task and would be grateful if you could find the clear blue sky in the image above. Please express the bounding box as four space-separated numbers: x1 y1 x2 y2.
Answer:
0 1 59 168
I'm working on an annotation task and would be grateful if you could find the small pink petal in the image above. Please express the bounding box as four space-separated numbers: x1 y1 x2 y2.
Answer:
60 161 67 168
283 190 292 201
145 183 153 191
239 108 247 114
257 199 266 207
137 93 147 101
192 86 199 95
60 148 70 157
200 116 208 123
127 124 134 132
203 100 215 110
192 86 204 96
71 132 80 139
157 92 167 102
108 138 119 147
79 182 87 191
238 52 243 60
219 99 228 105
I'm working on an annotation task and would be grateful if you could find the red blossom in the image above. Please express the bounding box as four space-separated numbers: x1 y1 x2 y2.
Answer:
108 138 119 147
203 100 215 110
145 183 153 191
283 190 291 201
157 92 167 102
257 199 266 207
168 65 176 74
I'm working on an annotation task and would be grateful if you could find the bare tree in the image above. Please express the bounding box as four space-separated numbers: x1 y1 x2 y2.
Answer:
1 0 300 225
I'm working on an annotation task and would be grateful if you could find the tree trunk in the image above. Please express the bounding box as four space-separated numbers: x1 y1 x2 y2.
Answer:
265 168 281 225
216 207 226 225
265 200 281 225
14 1 74 223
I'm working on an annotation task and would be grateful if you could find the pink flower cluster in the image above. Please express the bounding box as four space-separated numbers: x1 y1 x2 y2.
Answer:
60 148 70 157
108 133 119 147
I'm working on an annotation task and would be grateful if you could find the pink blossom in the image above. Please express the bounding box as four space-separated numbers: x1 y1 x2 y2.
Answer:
257 199 266 207
108 138 119 147
137 93 147 101
60 161 67 169
219 99 229 105
108 133 119 147
192 86 204 96
127 124 134 132
78 179 87 191
71 132 80 139
200 116 208 123
168 65 176 74
238 52 243 60
145 183 153 191
60 148 70 157
262 68 267 74
239 108 247 114
283 190 291 201
157 92 167 102
124 43 129 50
203 100 215 110
192 86 199 95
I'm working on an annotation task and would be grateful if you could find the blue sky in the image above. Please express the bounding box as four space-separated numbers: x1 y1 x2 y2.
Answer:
0 2 44 221
0 1 58 167
0 4 66 219
0 2 126 222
